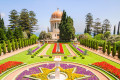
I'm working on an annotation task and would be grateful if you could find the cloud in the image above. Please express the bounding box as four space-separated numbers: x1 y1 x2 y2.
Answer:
0 13 6 18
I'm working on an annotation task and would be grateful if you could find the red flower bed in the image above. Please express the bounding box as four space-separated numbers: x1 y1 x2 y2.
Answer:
92 61 120 79
0 61 23 74
52 43 64 54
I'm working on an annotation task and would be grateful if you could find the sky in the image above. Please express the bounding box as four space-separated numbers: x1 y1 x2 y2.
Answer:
0 0 120 36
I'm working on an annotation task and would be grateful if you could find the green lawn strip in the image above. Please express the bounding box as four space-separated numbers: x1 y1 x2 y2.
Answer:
62 44 70 56
46 44 54 55
78 46 120 68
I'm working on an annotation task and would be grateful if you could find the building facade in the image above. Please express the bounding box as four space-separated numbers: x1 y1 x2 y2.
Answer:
48 9 62 40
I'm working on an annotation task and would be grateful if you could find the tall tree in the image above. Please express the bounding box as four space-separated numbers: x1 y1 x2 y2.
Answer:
117 22 120 35
7 40 11 53
107 41 111 55
93 18 102 36
102 19 111 33
112 43 116 57
85 13 93 35
18 26 23 38
9 9 19 30
0 15 6 33
0 28 6 41
14 27 19 39
113 25 116 35
6 27 13 40
29 11 38 38
84 28 87 33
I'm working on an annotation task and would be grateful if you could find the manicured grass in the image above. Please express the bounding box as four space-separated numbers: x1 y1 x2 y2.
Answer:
62 44 70 55
46 44 54 55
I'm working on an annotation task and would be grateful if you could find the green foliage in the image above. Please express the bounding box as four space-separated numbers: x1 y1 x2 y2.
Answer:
96 41 98 50
104 31 111 39
117 22 120 35
103 42 106 53
18 26 23 38
0 44 1 55
27 48 32 55
6 27 13 40
112 43 116 57
0 17 6 33
12 39 15 51
102 19 111 33
21 38 24 48
19 38 21 48
14 27 19 39
0 28 6 41
15 39 18 50
82 56 85 59
94 34 104 40
64 56 67 59
73 56 76 59
113 25 116 35
31 55 34 58
107 41 111 55
3 41 6 54
49 56 52 58
7 40 11 53
40 55 43 58
118 46 120 59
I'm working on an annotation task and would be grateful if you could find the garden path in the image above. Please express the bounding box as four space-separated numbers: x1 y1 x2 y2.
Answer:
78 45 120 64
38 44 51 56
65 44 77 56
0 44 37 61
2 61 109 80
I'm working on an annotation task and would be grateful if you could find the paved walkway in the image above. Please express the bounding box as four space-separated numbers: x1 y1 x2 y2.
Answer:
0 44 37 61
78 45 120 64
65 44 77 56
38 44 51 56
2 61 109 80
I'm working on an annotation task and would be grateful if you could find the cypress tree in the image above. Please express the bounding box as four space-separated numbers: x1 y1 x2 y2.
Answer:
112 43 116 57
117 22 120 35
21 38 24 48
12 39 15 51
89 40 91 48
6 27 13 40
84 28 87 33
0 28 6 41
91 40 93 48
30 39 32 45
19 38 21 48
7 40 11 53
103 42 106 53
0 44 1 56
113 25 116 35
3 41 6 54
15 39 18 50
96 41 98 50
118 46 120 59
14 27 19 39
107 41 111 55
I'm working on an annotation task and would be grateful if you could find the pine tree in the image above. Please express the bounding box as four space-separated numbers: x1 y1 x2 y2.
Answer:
85 13 93 35
102 19 111 33
9 9 19 30
19 38 21 48
14 27 19 39
18 26 23 38
0 28 6 41
0 44 1 55
12 39 15 51
6 27 13 40
84 28 87 33
113 25 116 35
3 41 6 54
118 46 120 59
0 17 6 33
112 43 116 57
103 42 106 53
117 22 120 35
7 40 11 53
107 41 111 55
15 39 18 50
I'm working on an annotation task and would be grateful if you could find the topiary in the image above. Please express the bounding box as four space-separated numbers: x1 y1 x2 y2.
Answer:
82 56 85 59
15 39 18 50
118 46 120 59
112 43 116 57
64 56 67 59
3 41 6 54
103 42 106 53
73 56 76 59
31 55 34 58
19 38 21 49
12 39 15 51
49 56 52 58
0 44 1 56
107 41 111 55
7 40 11 53
40 55 43 58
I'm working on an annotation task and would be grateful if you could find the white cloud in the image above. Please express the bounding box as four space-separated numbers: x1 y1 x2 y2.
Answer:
0 13 6 18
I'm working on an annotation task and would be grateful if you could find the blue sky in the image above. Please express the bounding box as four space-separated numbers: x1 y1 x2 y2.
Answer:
0 0 120 36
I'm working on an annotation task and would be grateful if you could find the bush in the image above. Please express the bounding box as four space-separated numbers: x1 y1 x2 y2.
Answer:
112 43 116 57
96 41 98 50
7 40 11 53
107 41 111 55
21 38 24 48
118 46 120 59
40 55 43 58
0 44 1 56
19 38 21 48
15 39 18 50
73 56 76 59
3 41 6 54
12 39 15 51
31 55 34 58
103 42 106 53
49 56 52 58
82 56 85 59
64 56 67 59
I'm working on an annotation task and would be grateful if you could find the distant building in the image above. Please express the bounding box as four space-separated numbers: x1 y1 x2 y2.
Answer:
48 8 62 40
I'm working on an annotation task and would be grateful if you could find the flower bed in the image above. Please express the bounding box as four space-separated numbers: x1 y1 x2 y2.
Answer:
92 61 120 79
0 61 23 74
73 45 84 53
32 44 44 53
52 43 64 54
16 63 98 80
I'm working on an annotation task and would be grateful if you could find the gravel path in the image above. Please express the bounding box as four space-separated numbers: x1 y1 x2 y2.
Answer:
78 45 120 64
38 44 51 56
65 44 77 56
2 61 109 80
0 44 37 61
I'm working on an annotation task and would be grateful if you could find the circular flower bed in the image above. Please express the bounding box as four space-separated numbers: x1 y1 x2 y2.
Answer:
16 63 99 80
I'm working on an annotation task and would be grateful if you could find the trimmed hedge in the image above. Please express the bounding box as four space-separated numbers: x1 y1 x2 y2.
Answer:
3 41 6 54
7 40 11 53
0 44 1 56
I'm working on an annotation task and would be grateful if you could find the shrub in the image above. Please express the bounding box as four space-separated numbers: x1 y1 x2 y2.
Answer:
7 40 11 53
118 46 120 59
0 44 1 56
103 42 106 53
107 41 111 55
96 41 98 50
73 56 76 59
40 55 43 58
3 41 6 54
49 56 52 58
31 55 34 58
19 38 21 48
15 39 18 50
112 43 116 57
82 56 85 59
64 56 67 59
12 39 15 51
21 38 24 48
27 48 32 55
